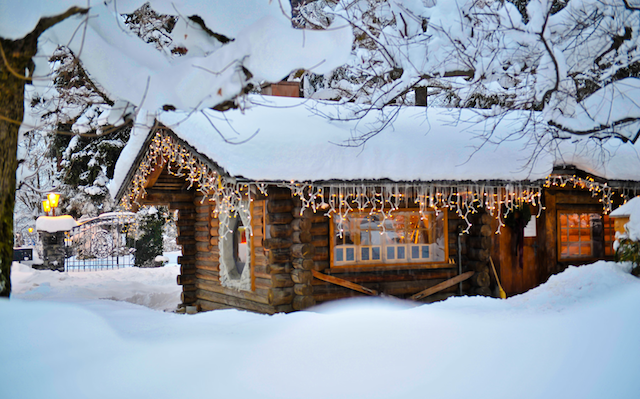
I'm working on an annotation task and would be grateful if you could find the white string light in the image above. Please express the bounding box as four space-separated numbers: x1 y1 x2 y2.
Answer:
120 130 639 236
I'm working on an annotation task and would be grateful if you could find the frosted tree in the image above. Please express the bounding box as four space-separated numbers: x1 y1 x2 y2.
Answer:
297 0 640 148
0 0 353 296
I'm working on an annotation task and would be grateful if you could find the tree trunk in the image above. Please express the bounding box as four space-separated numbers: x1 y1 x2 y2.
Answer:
0 7 87 297
0 38 30 297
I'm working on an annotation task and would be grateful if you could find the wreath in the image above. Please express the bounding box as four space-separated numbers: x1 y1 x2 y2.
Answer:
504 204 532 229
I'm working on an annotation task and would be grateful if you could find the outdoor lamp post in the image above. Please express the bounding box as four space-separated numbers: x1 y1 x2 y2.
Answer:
42 192 61 216
42 199 52 216
48 192 60 215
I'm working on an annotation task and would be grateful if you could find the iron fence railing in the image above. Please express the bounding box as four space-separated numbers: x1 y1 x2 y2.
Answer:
64 212 137 272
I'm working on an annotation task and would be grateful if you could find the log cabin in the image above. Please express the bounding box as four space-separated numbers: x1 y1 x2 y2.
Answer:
111 97 640 313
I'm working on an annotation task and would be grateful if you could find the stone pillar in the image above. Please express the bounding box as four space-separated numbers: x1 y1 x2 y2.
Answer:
36 231 66 272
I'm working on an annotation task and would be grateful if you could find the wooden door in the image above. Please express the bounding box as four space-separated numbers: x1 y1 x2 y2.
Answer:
491 215 542 296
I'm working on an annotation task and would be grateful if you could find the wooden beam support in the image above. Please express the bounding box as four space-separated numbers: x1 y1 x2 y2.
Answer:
144 158 165 188
311 270 378 296
409 271 474 301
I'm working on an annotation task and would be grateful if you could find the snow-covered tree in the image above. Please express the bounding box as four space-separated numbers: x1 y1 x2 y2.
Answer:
0 0 353 296
132 206 165 268
298 0 640 147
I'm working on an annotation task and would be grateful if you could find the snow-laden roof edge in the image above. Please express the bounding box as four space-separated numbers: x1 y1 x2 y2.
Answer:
110 97 640 202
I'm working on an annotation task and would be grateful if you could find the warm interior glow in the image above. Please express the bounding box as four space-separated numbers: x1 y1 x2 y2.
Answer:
47 192 60 208
28 227 34 233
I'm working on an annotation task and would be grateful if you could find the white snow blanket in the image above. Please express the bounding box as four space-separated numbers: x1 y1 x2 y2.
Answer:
1 259 639 399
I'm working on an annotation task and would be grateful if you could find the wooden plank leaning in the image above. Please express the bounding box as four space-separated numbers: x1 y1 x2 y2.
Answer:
311 270 379 296
409 271 474 301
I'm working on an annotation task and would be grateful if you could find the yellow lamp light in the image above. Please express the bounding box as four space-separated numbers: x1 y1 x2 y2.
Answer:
47 192 60 209
28 227 34 233
42 199 51 214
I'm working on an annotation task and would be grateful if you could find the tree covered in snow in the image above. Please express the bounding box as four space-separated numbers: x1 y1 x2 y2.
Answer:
13 122 57 239
25 45 130 219
297 0 640 146
0 0 352 296
131 206 165 268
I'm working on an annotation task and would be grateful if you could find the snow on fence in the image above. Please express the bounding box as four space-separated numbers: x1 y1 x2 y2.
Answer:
64 212 137 272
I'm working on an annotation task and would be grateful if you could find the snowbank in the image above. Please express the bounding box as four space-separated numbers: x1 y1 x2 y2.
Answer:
1 260 639 399
10 261 180 311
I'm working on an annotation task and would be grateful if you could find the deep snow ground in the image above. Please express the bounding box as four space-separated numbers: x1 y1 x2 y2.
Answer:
1 260 639 399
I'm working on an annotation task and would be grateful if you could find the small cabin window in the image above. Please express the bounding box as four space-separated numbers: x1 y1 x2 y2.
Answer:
233 220 248 274
332 210 446 267
558 212 615 260
219 203 251 291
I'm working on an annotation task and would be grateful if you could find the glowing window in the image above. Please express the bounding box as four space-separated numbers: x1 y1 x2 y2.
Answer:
333 211 446 266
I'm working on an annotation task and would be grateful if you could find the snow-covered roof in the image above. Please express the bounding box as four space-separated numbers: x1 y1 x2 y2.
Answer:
35 216 78 233
111 96 640 198
611 196 640 218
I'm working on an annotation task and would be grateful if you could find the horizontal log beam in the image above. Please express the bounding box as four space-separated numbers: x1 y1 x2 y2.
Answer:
267 199 294 213
142 190 193 204
196 290 276 314
195 280 270 305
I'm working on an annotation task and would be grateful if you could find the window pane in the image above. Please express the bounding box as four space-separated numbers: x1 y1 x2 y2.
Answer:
372 247 381 260
335 232 344 246
387 246 395 260
335 248 343 262
568 214 580 227
560 214 568 227
411 245 420 259
569 228 580 242
371 231 381 245
344 232 354 245
398 246 406 259
346 248 355 261
580 214 589 228
580 244 591 256
360 231 371 246
569 244 580 256
361 247 370 261
422 245 430 259
394 215 407 244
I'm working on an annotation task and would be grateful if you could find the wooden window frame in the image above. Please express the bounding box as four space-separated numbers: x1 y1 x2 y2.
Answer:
330 208 449 270
556 206 615 262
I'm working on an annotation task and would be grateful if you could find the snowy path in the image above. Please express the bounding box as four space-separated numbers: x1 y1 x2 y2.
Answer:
1 261 639 399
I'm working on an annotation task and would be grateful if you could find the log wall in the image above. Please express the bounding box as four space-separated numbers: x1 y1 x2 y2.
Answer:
261 187 295 312
462 210 493 297
172 197 197 307
176 187 495 314
174 193 284 314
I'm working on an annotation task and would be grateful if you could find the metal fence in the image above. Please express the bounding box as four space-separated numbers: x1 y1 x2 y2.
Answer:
64 212 137 272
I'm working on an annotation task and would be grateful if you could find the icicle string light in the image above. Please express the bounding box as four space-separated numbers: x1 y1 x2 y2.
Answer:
542 174 639 214
276 182 544 234
120 130 252 238
121 131 640 236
